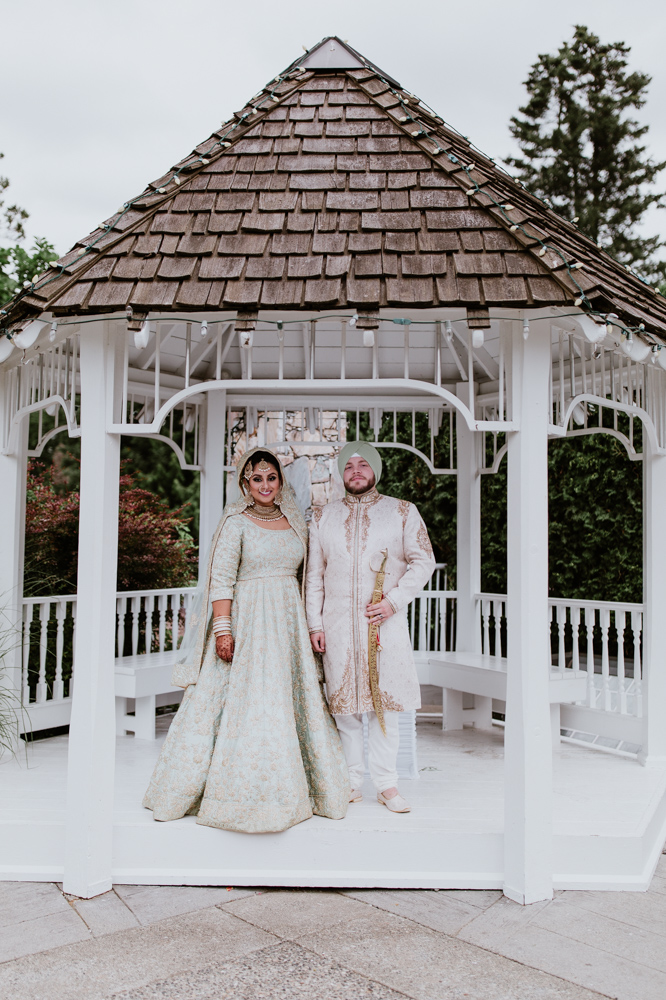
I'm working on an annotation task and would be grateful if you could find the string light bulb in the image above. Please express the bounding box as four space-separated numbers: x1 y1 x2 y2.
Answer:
349 314 358 328
49 322 57 342
472 329 485 349
0 337 14 363
14 319 48 349
134 320 151 350
522 319 529 340
200 320 208 338
572 403 586 426
628 338 651 362
621 333 633 356
363 330 375 348
444 320 453 344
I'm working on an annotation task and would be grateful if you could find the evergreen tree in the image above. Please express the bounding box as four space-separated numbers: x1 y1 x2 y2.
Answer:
508 25 666 283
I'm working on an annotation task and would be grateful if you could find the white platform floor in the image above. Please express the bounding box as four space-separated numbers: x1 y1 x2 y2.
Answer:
2 719 666 891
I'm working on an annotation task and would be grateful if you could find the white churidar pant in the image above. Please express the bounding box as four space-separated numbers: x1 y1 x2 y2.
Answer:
334 711 400 792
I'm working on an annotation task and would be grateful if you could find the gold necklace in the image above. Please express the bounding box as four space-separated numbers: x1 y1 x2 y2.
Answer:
245 502 285 522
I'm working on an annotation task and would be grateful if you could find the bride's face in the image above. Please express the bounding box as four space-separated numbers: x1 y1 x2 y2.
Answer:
247 463 281 506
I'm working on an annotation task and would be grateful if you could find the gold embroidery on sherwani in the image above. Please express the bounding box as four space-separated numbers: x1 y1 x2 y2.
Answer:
343 504 355 554
305 492 436 717
328 651 356 715
360 504 372 550
313 506 324 524
417 523 434 557
397 499 410 528
380 690 404 713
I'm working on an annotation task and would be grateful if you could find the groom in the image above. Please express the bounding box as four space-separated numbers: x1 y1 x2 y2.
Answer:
306 441 435 813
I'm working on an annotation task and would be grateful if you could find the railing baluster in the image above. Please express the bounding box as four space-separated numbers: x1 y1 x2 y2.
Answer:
158 594 167 652
53 600 66 702
494 601 502 659
557 604 566 675
22 605 32 705
482 599 490 655
616 609 627 715
571 606 580 677
131 596 141 656
600 607 611 712
632 609 643 718
585 608 596 708
116 596 124 658
37 602 49 703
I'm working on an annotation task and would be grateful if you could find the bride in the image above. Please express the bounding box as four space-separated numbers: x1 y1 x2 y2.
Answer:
143 447 349 833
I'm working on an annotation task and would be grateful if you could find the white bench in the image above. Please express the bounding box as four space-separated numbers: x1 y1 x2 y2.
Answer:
416 650 587 744
115 650 183 740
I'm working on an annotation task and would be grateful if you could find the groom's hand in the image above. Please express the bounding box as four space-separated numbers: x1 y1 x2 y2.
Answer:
365 598 394 625
310 631 326 653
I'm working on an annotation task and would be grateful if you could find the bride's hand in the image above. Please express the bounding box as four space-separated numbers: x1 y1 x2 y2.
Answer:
216 634 234 662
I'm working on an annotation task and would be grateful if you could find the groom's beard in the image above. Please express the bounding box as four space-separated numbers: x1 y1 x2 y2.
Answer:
345 474 376 496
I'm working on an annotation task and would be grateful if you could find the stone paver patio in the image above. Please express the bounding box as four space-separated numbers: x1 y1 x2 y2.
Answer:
1 858 665 1000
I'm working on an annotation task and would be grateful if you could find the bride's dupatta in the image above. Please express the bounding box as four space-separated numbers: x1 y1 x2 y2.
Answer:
171 447 309 689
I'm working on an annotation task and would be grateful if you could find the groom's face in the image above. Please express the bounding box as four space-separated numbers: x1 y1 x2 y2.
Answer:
343 456 376 495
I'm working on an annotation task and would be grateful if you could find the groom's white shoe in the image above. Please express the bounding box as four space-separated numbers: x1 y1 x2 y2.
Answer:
377 790 411 813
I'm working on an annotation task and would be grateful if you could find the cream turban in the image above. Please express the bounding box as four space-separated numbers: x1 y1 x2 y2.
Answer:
337 441 382 484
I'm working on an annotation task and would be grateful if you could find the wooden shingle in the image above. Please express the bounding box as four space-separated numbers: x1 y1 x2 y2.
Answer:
4 49 662 337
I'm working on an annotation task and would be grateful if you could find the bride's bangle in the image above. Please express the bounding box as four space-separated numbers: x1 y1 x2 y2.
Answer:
212 615 232 636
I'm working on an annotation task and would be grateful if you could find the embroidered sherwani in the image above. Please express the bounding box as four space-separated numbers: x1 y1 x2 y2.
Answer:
305 490 436 714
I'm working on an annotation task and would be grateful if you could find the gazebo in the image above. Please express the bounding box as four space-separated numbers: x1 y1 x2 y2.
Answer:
2 37 666 904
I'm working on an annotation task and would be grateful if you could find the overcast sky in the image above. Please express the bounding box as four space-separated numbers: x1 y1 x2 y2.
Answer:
2 0 665 256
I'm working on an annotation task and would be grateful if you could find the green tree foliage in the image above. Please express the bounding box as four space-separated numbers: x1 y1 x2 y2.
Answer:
363 412 642 603
0 152 58 306
479 433 642 602
508 25 666 282
0 152 28 241
24 461 197 597
0 238 58 306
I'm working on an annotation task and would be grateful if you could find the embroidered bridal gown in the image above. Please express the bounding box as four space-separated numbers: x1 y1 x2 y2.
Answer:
143 512 350 833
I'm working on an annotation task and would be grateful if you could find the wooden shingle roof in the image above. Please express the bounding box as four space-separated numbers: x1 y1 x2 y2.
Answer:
6 37 666 338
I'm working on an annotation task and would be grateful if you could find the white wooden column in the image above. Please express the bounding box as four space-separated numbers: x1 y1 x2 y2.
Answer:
0 380 28 698
639 431 666 765
198 390 226 583
504 319 553 904
63 322 120 898
455 383 481 654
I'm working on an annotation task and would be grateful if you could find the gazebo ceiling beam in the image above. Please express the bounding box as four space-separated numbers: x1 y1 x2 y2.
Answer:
134 322 176 371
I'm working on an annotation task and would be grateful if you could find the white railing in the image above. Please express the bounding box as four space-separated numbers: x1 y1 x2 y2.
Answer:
477 593 644 718
409 565 457 654
115 588 195 658
21 594 77 711
19 576 644 733
20 588 196 722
